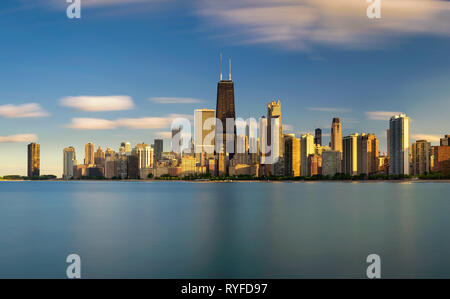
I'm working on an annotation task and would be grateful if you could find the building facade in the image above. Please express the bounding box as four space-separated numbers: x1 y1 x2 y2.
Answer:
389 114 410 175
412 140 431 175
27 143 40 177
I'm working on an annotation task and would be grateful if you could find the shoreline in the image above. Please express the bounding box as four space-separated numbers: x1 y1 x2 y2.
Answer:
1 179 450 183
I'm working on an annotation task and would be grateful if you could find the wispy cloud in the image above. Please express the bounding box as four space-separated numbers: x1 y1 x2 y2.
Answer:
412 134 442 143
0 103 49 118
307 107 352 113
198 0 450 49
149 97 203 104
66 114 192 130
0 134 38 143
156 131 172 139
365 111 403 121
60 96 134 112
283 124 294 131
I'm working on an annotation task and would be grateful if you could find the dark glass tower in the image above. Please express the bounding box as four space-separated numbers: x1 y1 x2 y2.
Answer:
314 128 322 146
215 55 236 155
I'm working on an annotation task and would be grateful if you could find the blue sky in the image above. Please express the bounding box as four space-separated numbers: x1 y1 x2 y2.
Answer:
1 0 450 176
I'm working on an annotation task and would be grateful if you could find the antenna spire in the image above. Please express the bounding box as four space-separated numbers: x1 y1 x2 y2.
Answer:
220 52 223 81
229 57 232 80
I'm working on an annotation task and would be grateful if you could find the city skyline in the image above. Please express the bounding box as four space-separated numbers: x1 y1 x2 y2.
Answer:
1 0 450 176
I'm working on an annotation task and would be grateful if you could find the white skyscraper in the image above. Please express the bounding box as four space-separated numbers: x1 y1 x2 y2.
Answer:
133 143 154 169
63 146 77 179
300 133 315 176
389 114 410 175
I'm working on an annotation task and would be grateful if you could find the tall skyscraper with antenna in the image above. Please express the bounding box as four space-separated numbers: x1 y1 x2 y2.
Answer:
215 53 236 157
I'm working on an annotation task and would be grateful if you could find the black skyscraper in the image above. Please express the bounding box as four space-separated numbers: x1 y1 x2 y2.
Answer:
314 128 322 146
215 55 236 155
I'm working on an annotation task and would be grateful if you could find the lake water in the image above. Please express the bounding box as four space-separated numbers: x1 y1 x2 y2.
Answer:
0 181 449 278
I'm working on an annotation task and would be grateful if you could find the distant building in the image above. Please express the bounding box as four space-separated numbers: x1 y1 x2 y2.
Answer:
215 56 236 156
267 99 283 158
433 145 450 175
343 134 358 176
127 155 139 179
119 142 131 155
300 133 314 176
389 114 410 175
94 146 105 169
307 154 322 176
73 164 87 179
314 128 322 146
63 146 76 179
194 109 215 155
322 151 341 177
357 133 379 175
181 155 196 176
133 143 154 169
331 118 343 153
87 167 104 178
27 143 40 177
154 139 164 161
441 135 450 146
84 142 95 166
117 156 128 179
105 158 117 179
412 140 431 175
284 134 300 177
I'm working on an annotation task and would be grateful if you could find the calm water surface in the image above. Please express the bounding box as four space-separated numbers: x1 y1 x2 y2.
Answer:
0 181 449 278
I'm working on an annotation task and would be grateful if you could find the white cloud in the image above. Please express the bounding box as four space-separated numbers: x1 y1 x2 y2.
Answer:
307 107 352 113
0 103 49 118
198 0 450 49
283 124 294 131
66 114 192 130
412 134 442 143
0 134 38 143
60 96 134 112
366 111 403 121
149 97 203 104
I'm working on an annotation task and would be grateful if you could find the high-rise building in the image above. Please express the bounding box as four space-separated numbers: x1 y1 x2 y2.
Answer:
133 143 154 169
267 99 283 158
357 133 379 175
194 109 215 155
389 114 410 175
322 151 341 177
412 140 431 175
119 142 131 155
284 134 300 177
215 54 236 155
94 146 105 168
433 145 450 175
343 134 358 175
300 133 315 176
127 155 139 179
105 158 117 179
27 143 40 177
63 146 76 179
307 154 322 176
331 118 343 153
314 128 322 146
105 148 115 159
84 142 95 166
154 139 164 161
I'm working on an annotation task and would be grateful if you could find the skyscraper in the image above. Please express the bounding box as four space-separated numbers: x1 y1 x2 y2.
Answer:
154 139 164 161
284 134 300 177
27 143 40 177
331 118 343 153
441 135 450 146
300 133 315 176
322 151 341 177
94 146 105 168
314 128 322 146
119 142 131 155
343 133 358 176
84 142 95 166
412 140 431 175
267 99 283 158
215 54 236 155
357 133 379 175
194 109 215 154
133 143 154 169
63 146 76 179
389 114 410 175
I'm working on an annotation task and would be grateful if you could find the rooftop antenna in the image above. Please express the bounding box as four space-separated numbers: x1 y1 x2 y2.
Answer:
229 57 232 80
220 52 223 81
